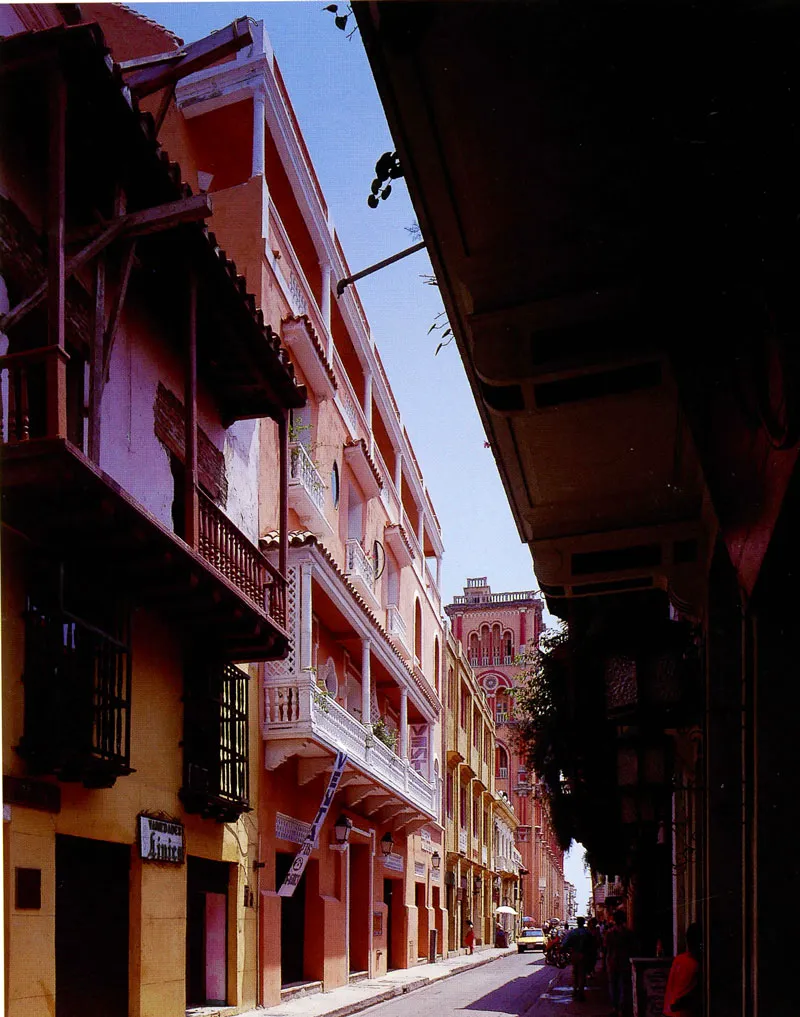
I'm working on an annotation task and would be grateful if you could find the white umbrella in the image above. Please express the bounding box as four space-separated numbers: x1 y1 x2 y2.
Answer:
495 905 517 915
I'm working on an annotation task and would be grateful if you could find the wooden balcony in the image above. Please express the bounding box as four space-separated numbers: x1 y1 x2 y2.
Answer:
1 348 289 661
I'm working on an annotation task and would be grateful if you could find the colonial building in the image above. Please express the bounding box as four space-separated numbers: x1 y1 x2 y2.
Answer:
1 4 445 1015
0 8 304 1017
444 578 564 926
442 624 510 953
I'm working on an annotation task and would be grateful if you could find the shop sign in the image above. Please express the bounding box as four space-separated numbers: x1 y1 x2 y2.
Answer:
384 852 404 872
138 814 185 864
277 751 347 897
414 861 426 877
420 829 434 854
276 812 316 846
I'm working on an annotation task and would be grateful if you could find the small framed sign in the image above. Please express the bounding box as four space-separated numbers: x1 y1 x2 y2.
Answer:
138 814 185 864
373 912 383 937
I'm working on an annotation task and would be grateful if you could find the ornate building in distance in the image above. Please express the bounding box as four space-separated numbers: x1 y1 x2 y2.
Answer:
445 578 565 926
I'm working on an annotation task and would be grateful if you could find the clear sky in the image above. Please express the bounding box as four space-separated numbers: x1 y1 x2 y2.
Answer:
129 0 590 911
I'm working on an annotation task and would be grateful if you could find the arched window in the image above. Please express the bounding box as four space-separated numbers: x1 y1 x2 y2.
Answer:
414 598 423 664
496 745 509 779
433 636 440 695
492 624 502 664
503 630 514 664
480 625 491 664
468 632 480 665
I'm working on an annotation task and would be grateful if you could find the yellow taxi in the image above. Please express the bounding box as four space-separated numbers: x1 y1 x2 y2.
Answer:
517 926 546 952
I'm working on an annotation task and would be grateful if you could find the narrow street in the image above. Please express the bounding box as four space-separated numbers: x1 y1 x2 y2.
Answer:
361 953 550 1017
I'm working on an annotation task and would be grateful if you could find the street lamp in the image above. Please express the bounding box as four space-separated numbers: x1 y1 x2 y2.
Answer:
431 850 441 870
473 874 482 893
334 815 353 846
381 831 395 856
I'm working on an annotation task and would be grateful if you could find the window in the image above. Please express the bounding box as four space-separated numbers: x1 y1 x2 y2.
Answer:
460 684 468 729
19 568 132 786
496 745 509 780
448 667 455 708
460 786 467 829
433 637 440 696
347 483 364 541
446 772 454 818
473 709 480 748
414 598 423 663
331 461 340 508
181 662 250 822
472 799 479 835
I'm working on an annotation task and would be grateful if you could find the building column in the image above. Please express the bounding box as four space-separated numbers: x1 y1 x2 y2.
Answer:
361 638 372 726
252 86 266 178
394 451 402 500
300 562 313 672
417 517 425 576
320 261 331 335
399 689 408 759
436 556 442 590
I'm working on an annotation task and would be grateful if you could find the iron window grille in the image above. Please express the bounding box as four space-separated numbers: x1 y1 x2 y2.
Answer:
18 566 132 788
181 661 250 823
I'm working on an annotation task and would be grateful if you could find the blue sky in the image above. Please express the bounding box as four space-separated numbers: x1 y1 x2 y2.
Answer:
130 1 589 906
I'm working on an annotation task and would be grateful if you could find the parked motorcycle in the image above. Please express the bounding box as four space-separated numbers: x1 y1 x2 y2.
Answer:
544 939 569 968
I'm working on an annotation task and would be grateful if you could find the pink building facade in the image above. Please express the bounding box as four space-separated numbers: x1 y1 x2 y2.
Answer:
445 579 565 926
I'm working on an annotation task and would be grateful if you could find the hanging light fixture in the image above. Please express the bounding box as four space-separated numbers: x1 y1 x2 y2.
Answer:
431 850 441 870
334 815 353 845
381 831 395 856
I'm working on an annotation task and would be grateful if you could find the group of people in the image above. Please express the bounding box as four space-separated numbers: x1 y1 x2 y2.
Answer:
560 911 702 1017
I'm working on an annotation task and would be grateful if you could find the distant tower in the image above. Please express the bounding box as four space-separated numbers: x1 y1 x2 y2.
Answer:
445 577 564 925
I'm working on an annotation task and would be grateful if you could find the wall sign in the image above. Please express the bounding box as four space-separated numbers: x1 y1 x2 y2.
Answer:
631 958 671 1017
277 751 347 897
384 852 404 872
373 912 383 937
138 815 185 864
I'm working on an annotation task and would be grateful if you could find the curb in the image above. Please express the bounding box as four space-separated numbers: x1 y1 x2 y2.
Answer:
299 949 517 1017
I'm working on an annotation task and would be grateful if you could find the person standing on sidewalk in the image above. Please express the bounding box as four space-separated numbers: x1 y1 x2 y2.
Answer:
563 916 593 1001
662 924 702 1017
465 920 475 955
604 911 637 1017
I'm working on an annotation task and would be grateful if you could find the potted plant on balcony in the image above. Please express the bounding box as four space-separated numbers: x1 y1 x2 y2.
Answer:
371 716 398 752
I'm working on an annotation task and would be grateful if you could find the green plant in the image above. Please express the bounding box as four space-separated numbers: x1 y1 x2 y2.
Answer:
371 716 398 751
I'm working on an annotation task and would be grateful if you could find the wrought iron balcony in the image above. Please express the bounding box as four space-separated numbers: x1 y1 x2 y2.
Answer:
263 671 436 818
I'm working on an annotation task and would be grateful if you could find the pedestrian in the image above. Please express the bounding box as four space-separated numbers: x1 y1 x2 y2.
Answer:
662 923 702 1017
604 911 637 1017
562 916 592 1001
465 920 475 955
586 916 602 979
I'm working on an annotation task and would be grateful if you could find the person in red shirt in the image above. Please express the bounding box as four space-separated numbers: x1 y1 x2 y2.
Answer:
663 923 702 1016
465 920 475 955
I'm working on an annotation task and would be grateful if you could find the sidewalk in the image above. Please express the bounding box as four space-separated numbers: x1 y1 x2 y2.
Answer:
238 946 517 1017
522 966 612 1017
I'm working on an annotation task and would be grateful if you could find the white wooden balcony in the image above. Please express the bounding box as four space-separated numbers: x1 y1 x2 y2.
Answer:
289 442 331 535
459 828 468 853
387 604 411 657
345 538 377 604
263 671 437 819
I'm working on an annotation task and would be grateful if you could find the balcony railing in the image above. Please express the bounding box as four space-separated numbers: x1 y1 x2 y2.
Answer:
482 845 488 866
198 491 286 627
345 538 375 596
498 767 509 779
459 828 468 853
263 671 437 816
289 440 326 519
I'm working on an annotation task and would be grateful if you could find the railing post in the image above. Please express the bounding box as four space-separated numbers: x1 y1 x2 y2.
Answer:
46 347 69 438
278 411 289 583
399 688 408 760
361 638 372 727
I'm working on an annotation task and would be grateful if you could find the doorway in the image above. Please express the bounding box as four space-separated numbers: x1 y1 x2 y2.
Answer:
415 882 428 961
56 835 129 1017
349 844 370 974
432 886 443 958
383 878 397 969
186 856 229 1007
277 852 306 986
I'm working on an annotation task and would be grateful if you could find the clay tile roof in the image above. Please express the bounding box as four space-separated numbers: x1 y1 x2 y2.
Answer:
344 436 383 491
260 530 441 715
115 3 184 47
282 314 338 392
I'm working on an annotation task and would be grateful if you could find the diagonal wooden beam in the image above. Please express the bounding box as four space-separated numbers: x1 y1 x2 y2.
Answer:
122 18 252 98
103 240 136 381
0 194 212 333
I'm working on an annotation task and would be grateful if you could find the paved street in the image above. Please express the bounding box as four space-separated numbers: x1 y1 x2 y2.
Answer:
359 952 550 1017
